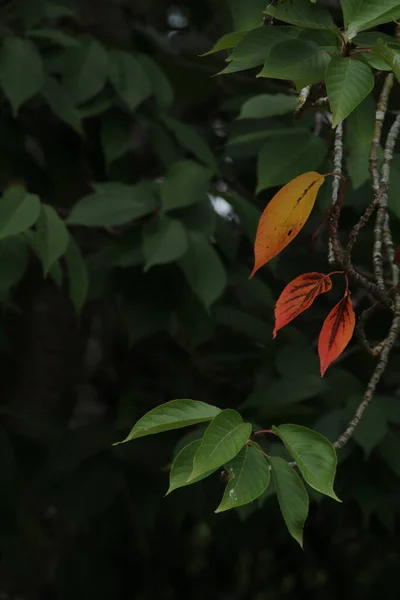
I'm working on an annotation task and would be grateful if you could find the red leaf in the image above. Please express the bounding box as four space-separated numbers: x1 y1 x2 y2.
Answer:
273 272 332 338
318 290 355 377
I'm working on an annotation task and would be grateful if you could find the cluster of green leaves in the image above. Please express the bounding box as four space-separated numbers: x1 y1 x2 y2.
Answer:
117 398 339 546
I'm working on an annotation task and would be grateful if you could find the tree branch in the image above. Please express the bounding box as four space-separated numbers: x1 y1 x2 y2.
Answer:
329 121 344 264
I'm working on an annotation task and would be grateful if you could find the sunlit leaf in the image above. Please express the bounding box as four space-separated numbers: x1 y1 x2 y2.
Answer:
269 456 309 548
115 399 221 444
272 424 340 501
250 172 325 277
190 409 252 480
318 290 355 376
274 272 332 338
216 444 270 513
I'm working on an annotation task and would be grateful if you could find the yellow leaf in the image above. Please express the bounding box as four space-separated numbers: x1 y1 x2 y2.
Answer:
250 171 325 277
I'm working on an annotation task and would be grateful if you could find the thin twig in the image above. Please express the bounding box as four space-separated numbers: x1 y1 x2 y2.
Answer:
329 121 344 264
345 185 388 256
371 73 394 289
356 303 387 357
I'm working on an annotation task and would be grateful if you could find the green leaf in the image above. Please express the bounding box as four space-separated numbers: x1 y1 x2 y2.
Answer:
137 54 174 110
202 31 246 56
0 186 41 239
216 307 271 343
61 38 109 104
373 39 400 82
175 199 217 236
263 375 329 406
264 0 335 29
0 236 29 292
256 130 326 192
44 2 75 19
179 232 227 311
14 0 46 28
163 117 218 172
65 235 88 313
226 191 260 242
221 27 299 74
216 444 270 512
115 399 221 443
48 261 63 287
167 439 217 494
161 160 213 212
269 456 309 548
100 110 132 166
0 38 44 114
345 395 387 458
41 76 82 135
257 39 330 85
379 430 400 478
108 50 152 112
30 204 69 274
228 0 266 30
142 215 188 271
190 409 252 479
272 424 340 501
346 93 376 188
342 0 400 37
67 182 157 227
238 94 297 119
28 29 79 47
326 56 374 128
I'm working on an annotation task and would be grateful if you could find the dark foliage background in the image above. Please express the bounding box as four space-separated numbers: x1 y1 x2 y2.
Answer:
0 0 400 598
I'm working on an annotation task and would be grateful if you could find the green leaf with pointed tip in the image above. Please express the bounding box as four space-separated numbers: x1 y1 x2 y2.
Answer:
202 31 245 56
326 56 374 128
161 160 213 212
190 409 252 480
373 39 400 82
269 456 309 548
116 399 221 444
163 117 218 172
167 439 217 494
342 0 400 37
216 444 270 513
178 232 227 311
272 424 340 501
41 76 82 135
257 39 330 85
108 50 151 112
346 93 376 188
65 235 88 314
238 94 297 119
137 54 174 110
30 204 69 274
0 37 44 114
61 38 109 104
142 215 188 271
264 0 334 29
0 186 41 239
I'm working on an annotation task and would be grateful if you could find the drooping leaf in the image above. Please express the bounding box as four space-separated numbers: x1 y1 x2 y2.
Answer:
137 54 174 110
256 130 326 192
272 424 340 501
342 0 400 36
318 290 355 376
179 232 227 311
67 182 157 227
61 38 109 104
251 172 325 277
273 272 333 338
190 409 252 480
372 39 400 82
100 109 132 166
108 50 152 112
216 444 270 513
167 439 217 495
257 39 330 85
346 93 376 189
238 94 297 119
264 0 335 29
0 37 44 114
326 56 374 128
30 204 69 274
163 117 218 172
161 160 213 211
0 186 41 239
65 235 88 313
142 215 188 271
269 456 309 548
115 399 221 444
41 76 83 135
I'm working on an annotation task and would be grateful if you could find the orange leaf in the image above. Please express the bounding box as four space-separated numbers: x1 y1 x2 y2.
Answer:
273 272 332 338
318 290 355 377
250 171 325 277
